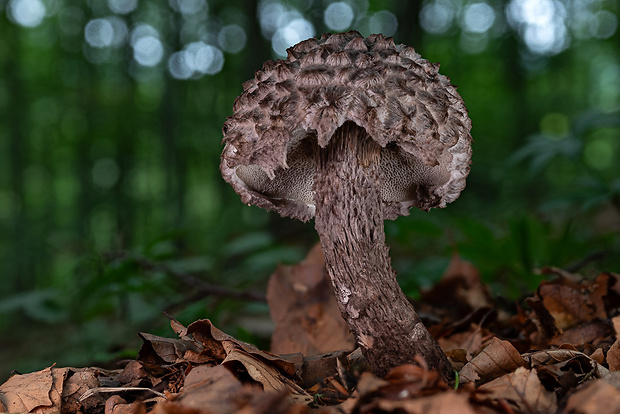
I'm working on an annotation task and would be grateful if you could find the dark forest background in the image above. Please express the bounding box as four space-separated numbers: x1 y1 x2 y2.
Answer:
0 0 618 381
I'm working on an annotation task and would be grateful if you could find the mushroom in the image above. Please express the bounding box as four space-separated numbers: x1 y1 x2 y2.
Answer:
221 31 472 380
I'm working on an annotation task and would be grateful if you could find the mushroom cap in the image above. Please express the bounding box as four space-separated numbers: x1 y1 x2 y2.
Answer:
221 31 472 222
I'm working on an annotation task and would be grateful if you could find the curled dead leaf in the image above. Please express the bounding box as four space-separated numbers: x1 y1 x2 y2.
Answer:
478 367 557 413
459 338 526 384
222 342 312 405
523 349 605 394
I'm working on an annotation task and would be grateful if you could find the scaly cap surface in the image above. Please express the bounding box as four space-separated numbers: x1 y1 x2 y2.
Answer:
221 31 472 221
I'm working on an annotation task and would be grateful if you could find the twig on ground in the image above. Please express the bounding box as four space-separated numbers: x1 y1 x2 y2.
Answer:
104 251 267 303
565 250 609 273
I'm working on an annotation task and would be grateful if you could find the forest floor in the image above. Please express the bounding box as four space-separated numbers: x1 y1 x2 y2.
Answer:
1 246 620 414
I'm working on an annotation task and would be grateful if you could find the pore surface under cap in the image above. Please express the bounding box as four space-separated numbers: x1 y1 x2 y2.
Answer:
221 31 472 221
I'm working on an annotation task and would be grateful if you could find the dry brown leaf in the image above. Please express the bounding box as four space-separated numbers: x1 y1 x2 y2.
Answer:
221 342 312 405
104 395 145 414
422 254 493 315
478 367 557 413
589 348 605 365
438 323 485 358
137 332 195 365
177 319 236 364
523 349 605 394
234 390 315 414
565 378 620 414
267 244 355 356
61 368 102 414
606 316 620 371
171 364 243 414
549 319 613 347
534 270 608 332
296 350 349 389
117 361 148 387
459 338 526 384
0 366 66 413
358 390 476 414
175 319 301 379
607 342 620 371
350 363 454 414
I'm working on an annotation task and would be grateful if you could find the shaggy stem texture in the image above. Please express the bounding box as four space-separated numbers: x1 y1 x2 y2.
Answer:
313 122 452 380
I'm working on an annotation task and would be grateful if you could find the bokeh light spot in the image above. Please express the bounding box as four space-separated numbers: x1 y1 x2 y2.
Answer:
130 24 158 45
593 10 618 39
133 36 164 67
169 0 208 16
186 42 224 75
85 19 115 48
324 2 354 32
218 24 247 54
168 42 225 79
368 10 397 37
584 137 614 170
420 0 454 35
507 0 569 55
108 0 138 15
258 0 287 38
92 158 120 189
462 2 495 33
168 52 193 80
460 32 489 54
540 112 569 138
8 0 46 28
271 18 315 57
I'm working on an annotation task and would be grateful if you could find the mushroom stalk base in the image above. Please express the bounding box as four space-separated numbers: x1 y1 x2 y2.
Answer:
313 122 452 380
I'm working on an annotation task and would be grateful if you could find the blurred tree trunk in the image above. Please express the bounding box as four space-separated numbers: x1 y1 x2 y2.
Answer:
114 75 137 248
160 12 187 235
396 0 423 46
3 19 31 291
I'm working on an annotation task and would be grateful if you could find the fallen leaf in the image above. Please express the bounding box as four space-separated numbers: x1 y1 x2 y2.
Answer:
589 348 605 365
478 367 557 413
234 390 309 414
178 319 300 378
549 319 613 347
267 244 355 356
104 395 145 414
523 349 604 394
459 338 526 384
61 368 102 414
358 389 477 414
296 350 349 389
606 316 620 371
422 254 493 316
354 372 389 397
438 323 485 358
137 332 195 366
533 270 608 333
117 361 148 387
170 364 244 413
0 366 64 413
607 342 620 371
222 342 312 405
565 377 620 414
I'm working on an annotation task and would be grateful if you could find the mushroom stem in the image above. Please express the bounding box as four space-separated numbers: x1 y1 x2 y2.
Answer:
313 122 452 380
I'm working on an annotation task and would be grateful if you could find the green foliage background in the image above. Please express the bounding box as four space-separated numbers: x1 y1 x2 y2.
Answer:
0 0 618 381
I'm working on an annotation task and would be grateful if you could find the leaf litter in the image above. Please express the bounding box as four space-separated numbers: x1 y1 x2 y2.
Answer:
2 249 620 414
